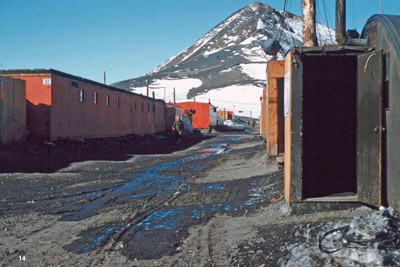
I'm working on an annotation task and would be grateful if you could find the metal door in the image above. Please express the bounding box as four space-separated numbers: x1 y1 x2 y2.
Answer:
357 50 383 206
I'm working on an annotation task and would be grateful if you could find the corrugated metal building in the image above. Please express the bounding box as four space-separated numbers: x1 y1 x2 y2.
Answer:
0 76 26 144
284 14 400 213
361 15 400 212
0 69 166 141
172 101 217 129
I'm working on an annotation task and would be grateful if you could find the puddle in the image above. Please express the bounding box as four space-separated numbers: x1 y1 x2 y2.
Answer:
134 178 267 234
68 135 265 254
202 183 224 191
53 140 229 220
73 226 126 254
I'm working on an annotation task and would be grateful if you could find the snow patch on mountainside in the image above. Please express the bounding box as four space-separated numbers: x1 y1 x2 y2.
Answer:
113 2 336 119
197 85 263 117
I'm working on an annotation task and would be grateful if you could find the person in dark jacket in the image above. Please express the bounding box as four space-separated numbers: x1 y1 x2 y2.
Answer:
172 116 184 144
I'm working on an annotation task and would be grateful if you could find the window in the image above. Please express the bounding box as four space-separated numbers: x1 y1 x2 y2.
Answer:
80 89 84 103
106 95 110 106
116 97 120 108
94 92 98 104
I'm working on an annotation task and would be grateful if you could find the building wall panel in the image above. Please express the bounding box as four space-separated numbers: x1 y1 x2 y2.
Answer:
9 75 51 140
50 75 165 140
173 102 215 129
0 76 26 144
266 60 285 157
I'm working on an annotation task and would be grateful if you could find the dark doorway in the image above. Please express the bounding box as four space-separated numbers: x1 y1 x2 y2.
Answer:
277 78 285 154
301 55 358 198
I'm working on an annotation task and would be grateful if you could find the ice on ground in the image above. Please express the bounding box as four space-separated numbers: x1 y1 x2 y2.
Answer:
279 206 400 266
223 120 246 127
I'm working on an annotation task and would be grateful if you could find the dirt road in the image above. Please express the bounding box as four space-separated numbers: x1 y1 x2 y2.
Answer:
0 131 371 266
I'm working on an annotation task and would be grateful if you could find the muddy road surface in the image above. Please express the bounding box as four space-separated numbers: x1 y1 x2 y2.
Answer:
0 132 367 266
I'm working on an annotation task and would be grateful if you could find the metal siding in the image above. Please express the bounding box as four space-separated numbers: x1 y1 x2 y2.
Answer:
357 51 384 206
290 54 303 202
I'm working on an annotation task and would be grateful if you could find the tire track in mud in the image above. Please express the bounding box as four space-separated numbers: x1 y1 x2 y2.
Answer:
62 134 277 264
88 190 184 266
64 137 235 263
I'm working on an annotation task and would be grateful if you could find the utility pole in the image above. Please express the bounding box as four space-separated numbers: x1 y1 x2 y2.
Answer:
302 0 318 46
104 71 106 85
173 87 176 103
335 0 347 45
146 79 149 97
380 0 382 14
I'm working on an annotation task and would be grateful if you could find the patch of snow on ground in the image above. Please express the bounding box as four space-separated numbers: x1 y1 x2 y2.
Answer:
224 120 247 127
195 84 263 118
279 206 400 266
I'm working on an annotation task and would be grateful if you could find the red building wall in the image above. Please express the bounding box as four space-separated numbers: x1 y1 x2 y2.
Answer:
9 75 51 139
5 70 166 140
173 102 217 129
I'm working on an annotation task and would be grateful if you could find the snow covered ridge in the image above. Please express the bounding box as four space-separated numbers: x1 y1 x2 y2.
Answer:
279 206 400 266
112 2 335 118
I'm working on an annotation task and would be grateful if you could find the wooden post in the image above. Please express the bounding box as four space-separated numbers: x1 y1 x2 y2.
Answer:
335 0 346 45
302 0 318 47
146 79 149 97
173 87 176 103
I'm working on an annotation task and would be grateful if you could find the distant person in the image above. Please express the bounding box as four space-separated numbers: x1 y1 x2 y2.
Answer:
207 124 212 134
172 116 184 144
252 120 256 128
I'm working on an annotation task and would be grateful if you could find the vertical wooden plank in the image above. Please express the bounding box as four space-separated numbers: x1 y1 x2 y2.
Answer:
284 53 292 203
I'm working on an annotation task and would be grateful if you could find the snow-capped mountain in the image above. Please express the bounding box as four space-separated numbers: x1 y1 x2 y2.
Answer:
112 2 335 118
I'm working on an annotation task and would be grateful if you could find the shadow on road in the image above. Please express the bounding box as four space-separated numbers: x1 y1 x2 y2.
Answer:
0 133 213 173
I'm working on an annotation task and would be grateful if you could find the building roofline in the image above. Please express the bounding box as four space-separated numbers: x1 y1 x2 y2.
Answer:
0 68 165 103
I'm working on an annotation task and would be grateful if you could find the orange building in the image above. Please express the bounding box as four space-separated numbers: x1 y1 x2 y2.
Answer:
217 110 233 121
172 101 217 129
0 69 166 141
0 76 26 144
265 60 285 157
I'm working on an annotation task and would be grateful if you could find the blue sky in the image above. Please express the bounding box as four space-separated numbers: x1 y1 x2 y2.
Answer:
0 0 399 84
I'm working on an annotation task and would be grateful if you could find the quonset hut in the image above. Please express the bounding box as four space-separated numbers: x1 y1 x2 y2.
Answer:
361 15 400 212
284 14 400 212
